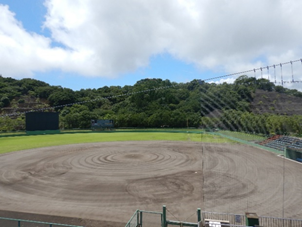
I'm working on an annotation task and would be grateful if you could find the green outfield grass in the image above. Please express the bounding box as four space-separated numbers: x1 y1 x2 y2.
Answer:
0 132 234 154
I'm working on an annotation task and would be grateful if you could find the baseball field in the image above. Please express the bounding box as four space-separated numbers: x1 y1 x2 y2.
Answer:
0 132 302 227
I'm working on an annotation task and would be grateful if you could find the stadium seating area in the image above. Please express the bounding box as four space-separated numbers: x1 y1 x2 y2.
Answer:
258 135 282 146
260 136 302 151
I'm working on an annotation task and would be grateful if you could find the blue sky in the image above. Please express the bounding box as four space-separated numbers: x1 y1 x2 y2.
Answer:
0 0 46 32
1 0 302 90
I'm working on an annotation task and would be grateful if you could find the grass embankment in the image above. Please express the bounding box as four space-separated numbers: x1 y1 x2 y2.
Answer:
0 132 234 154
0 131 27 136
218 130 266 142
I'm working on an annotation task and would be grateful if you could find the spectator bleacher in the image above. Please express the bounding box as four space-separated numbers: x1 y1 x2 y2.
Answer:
262 136 302 152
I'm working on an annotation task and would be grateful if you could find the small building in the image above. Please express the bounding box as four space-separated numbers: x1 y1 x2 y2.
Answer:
91 119 114 130
286 146 302 162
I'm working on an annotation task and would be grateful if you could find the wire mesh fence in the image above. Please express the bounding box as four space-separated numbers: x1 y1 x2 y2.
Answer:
202 211 302 227
125 210 162 227
125 210 139 227
139 210 163 227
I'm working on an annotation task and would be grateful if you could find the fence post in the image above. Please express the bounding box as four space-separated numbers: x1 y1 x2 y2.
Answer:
18 221 20 227
50 224 52 227
162 205 167 227
137 210 140 227
197 208 201 222
140 211 143 227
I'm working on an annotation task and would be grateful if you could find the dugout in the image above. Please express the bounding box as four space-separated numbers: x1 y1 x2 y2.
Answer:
26 112 59 135
245 212 259 227
286 146 302 162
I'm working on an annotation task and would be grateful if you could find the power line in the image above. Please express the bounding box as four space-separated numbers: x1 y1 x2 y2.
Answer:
204 58 302 82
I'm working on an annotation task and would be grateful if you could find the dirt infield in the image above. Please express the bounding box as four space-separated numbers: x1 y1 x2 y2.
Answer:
0 141 302 227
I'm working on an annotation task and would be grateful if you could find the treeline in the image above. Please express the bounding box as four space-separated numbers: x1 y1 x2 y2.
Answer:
0 75 302 135
59 79 201 128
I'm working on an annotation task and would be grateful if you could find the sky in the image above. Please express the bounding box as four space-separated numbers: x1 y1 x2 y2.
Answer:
1 0 302 91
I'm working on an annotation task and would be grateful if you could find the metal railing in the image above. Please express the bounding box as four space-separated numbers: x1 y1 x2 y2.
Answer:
126 207 252 227
0 216 83 227
260 216 302 227
202 212 246 226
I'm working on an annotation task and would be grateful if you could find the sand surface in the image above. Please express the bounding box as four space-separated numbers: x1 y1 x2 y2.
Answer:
0 141 302 226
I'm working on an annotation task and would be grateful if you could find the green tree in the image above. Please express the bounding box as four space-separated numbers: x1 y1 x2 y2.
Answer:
0 96 10 107
48 88 77 107
60 105 97 129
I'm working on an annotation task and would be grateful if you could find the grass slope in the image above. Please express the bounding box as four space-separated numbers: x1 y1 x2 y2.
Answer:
0 132 234 154
219 130 266 141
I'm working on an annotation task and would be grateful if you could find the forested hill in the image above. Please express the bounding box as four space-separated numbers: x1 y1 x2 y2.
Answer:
1 75 302 134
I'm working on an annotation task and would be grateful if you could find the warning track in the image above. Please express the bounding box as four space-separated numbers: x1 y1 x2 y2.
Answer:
0 141 301 227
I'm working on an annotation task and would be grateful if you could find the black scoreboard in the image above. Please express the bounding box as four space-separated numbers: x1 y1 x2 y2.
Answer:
26 112 59 131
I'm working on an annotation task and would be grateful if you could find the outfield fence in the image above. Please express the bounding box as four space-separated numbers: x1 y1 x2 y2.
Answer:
0 217 83 227
0 129 205 138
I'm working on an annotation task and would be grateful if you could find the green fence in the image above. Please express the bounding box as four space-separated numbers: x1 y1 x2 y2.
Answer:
126 206 249 227
0 129 205 138
125 209 162 227
126 206 302 227
0 217 83 227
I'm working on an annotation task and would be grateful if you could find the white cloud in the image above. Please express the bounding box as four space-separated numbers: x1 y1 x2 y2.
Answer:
0 4 78 78
1 0 302 83
208 77 236 85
